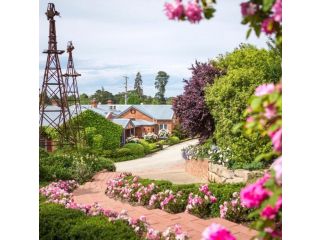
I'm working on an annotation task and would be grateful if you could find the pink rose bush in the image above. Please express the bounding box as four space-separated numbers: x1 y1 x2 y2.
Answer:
185 184 217 218
202 223 236 240
40 179 189 240
219 192 253 223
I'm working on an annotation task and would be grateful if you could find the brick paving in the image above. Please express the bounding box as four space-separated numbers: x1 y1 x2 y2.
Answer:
73 171 257 240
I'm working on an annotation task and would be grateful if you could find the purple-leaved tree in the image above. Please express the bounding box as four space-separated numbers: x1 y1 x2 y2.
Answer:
173 61 224 142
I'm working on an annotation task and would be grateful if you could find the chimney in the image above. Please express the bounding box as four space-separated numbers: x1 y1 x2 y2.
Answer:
91 98 98 108
107 99 113 105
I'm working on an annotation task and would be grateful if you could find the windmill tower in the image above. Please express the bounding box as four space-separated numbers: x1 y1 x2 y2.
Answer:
39 3 75 149
63 41 82 144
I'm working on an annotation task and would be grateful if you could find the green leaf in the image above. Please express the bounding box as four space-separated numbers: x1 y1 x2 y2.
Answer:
246 28 252 39
251 97 262 111
203 7 216 19
263 0 275 12
232 122 244 134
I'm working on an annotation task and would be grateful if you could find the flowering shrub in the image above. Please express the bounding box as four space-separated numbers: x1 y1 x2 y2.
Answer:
158 129 169 139
40 179 189 240
185 184 217 218
126 135 140 143
219 192 253 223
144 132 159 143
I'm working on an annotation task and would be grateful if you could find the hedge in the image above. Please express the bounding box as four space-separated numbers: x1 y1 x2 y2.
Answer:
69 109 123 150
123 143 145 157
39 203 139 240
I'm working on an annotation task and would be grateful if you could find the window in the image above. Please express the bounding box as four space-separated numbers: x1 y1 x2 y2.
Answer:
159 124 167 130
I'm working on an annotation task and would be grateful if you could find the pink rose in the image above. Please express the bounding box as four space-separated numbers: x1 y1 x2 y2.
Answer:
255 83 275 96
240 2 257 16
271 156 282 184
264 104 277 119
261 17 275 35
164 0 185 20
202 223 236 240
268 128 282 153
185 1 202 23
272 0 282 23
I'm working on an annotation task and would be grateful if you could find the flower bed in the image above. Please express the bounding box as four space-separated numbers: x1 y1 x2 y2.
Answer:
105 173 248 222
40 180 189 240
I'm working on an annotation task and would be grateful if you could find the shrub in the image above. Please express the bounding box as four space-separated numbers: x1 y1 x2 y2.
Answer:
126 135 140 143
143 132 158 143
102 149 113 158
40 153 116 183
114 148 132 158
168 136 180 145
138 139 152 154
172 123 189 140
158 140 167 146
158 129 169 139
123 143 145 157
205 45 281 165
39 148 49 158
68 110 123 150
39 203 139 240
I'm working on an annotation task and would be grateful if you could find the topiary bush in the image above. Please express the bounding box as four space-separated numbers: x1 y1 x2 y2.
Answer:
40 203 139 240
167 136 180 145
123 143 145 157
114 148 132 158
205 44 281 167
138 139 151 154
68 110 123 150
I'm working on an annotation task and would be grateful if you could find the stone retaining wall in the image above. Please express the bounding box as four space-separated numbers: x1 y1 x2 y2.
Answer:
185 159 208 181
185 159 265 184
208 163 264 184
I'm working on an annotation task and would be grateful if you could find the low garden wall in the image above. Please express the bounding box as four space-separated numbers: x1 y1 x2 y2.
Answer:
185 159 265 184
185 159 209 181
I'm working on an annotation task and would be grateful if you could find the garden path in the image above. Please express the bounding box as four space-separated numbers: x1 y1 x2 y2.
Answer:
73 171 257 240
115 139 205 184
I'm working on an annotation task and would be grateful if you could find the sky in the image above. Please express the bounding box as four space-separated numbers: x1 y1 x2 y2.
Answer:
39 0 268 97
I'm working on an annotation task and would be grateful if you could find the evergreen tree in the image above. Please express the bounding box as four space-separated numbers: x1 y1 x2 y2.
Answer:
154 71 169 104
134 72 143 98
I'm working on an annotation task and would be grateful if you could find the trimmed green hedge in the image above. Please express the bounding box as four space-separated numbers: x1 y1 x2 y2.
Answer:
167 136 180 145
123 143 145 157
40 203 139 240
69 110 123 150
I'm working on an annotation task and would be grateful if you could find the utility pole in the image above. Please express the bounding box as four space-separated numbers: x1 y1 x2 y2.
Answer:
123 75 128 104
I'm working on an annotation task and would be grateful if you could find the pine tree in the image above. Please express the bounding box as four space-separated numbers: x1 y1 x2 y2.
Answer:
134 72 143 98
154 71 169 104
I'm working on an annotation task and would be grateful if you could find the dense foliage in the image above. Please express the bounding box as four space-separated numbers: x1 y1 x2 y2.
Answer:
134 72 143 98
40 152 115 184
69 110 123 150
173 61 224 142
154 71 170 104
205 45 281 166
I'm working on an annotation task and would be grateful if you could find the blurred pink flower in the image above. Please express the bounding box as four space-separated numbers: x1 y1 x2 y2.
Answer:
264 104 277 119
255 83 275 96
164 0 185 20
268 128 282 153
272 0 282 23
202 223 236 240
261 17 275 35
272 156 282 184
240 173 271 208
185 1 202 23
240 2 257 16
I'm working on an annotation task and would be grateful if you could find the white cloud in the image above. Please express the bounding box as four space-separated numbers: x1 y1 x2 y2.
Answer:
39 0 268 96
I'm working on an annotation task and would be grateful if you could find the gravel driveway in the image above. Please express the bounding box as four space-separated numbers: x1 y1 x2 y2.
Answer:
115 139 207 184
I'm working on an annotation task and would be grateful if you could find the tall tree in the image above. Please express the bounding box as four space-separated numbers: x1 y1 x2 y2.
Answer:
154 71 169 104
91 87 114 104
173 61 224 142
134 72 143 98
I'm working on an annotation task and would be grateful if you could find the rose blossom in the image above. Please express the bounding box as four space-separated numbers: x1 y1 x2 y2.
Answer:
255 83 275 96
261 17 275 35
202 223 236 240
268 128 282 153
185 1 202 23
272 0 282 23
271 156 282 184
264 104 277 119
240 2 257 16
240 173 271 208
164 0 184 20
